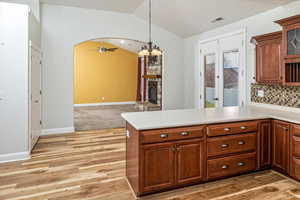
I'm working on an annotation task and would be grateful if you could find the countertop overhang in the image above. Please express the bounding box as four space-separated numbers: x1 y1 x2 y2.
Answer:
121 106 300 130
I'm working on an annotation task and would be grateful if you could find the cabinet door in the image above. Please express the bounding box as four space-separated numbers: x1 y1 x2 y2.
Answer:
142 143 175 192
259 120 272 169
256 38 282 83
289 124 300 180
272 121 289 173
176 140 205 185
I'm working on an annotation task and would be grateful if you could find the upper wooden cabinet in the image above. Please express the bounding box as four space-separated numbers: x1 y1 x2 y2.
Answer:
252 31 282 84
275 14 300 85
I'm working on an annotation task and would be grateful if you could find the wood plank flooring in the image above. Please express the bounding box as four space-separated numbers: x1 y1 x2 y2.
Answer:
1 128 300 200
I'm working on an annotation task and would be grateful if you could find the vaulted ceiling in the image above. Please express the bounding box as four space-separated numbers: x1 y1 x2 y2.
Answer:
41 0 296 37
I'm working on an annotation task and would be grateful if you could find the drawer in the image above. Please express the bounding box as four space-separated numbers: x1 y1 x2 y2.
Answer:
207 121 258 137
291 135 300 157
207 132 256 157
141 126 204 144
293 124 300 137
290 157 300 180
207 152 256 179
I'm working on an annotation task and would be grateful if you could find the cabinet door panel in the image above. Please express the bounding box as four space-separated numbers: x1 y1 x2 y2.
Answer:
272 121 289 173
142 143 175 192
259 121 272 169
176 140 205 185
254 32 282 84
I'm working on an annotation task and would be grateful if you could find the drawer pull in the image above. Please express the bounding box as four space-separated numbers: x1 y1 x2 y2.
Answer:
237 162 245 166
224 128 231 131
180 132 189 136
240 126 247 130
221 144 229 148
160 134 168 138
238 141 245 145
222 165 229 169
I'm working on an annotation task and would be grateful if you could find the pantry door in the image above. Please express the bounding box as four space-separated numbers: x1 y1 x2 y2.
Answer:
199 32 245 108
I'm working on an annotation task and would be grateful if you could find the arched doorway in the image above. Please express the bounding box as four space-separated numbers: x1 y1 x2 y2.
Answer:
73 37 163 131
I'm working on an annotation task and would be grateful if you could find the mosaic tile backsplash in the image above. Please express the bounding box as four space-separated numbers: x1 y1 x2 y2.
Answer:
251 84 300 108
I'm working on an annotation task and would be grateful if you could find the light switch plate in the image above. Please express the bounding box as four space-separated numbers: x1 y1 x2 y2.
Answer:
257 89 264 97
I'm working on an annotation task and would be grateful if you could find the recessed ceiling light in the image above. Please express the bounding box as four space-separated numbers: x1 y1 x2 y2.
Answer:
120 40 125 44
211 17 224 23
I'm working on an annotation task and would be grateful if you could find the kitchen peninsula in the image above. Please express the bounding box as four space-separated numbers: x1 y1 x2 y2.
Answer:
122 106 300 197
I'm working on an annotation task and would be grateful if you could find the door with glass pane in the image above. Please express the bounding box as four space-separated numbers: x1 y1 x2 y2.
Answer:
200 33 245 108
200 41 219 108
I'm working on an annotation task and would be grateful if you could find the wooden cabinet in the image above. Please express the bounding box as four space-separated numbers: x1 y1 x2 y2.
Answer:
289 124 300 180
251 32 282 84
142 143 175 192
275 15 300 86
141 139 205 193
126 119 297 197
272 120 290 174
259 120 272 169
176 140 205 185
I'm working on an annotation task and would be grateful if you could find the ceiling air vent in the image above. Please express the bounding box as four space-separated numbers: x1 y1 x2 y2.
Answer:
211 17 224 23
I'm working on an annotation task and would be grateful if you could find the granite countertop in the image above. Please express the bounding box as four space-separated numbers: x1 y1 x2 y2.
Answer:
121 106 300 130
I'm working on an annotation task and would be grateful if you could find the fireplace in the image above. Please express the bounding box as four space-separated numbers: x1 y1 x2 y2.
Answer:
148 81 158 104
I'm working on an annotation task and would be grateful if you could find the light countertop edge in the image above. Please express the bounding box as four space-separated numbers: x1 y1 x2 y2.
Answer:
121 106 300 131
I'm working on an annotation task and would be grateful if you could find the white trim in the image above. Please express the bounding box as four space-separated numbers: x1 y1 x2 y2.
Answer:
74 101 136 107
42 127 75 136
249 102 300 113
0 152 31 163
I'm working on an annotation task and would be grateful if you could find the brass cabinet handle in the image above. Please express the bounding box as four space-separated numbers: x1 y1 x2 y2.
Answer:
224 128 230 131
238 141 245 145
160 134 168 138
180 132 189 136
240 126 247 130
221 144 229 148
171 146 176 152
237 162 245 166
222 165 229 169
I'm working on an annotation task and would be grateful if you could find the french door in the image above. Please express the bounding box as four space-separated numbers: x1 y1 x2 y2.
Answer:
199 33 245 108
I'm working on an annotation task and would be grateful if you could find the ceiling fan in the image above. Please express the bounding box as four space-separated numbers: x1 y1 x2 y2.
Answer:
97 47 118 53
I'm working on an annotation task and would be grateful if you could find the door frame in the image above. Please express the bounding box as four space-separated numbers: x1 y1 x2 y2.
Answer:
195 29 247 108
28 40 43 151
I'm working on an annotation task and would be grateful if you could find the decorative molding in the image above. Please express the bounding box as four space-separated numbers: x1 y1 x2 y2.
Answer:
42 127 75 136
0 151 31 163
74 101 136 107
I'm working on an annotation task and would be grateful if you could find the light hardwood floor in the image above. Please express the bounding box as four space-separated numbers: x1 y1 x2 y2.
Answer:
1 129 300 200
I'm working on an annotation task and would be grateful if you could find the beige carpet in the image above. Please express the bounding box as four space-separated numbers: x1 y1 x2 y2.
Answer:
74 104 140 131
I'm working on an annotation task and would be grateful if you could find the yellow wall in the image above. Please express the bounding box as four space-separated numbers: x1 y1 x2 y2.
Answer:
74 41 138 104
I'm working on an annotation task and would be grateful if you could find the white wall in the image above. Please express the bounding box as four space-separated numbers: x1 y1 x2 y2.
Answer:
183 0 300 109
41 4 184 130
0 3 29 156
0 0 40 20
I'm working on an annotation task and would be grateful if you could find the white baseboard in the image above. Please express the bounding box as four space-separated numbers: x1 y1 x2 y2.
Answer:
0 151 31 163
42 127 75 136
74 101 136 107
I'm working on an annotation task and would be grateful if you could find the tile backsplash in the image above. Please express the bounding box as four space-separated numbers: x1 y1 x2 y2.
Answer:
251 83 300 108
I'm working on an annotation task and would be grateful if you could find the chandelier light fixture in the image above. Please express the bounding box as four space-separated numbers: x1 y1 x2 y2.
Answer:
139 0 162 57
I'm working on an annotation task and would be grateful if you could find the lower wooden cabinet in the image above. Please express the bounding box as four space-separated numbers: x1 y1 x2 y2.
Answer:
127 120 299 197
272 120 290 174
141 139 205 193
176 140 205 185
142 143 175 192
259 120 272 169
290 124 300 180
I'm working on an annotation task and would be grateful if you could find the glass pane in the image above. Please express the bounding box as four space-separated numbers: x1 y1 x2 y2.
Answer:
204 54 216 108
287 28 300 55
223 51 239 107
